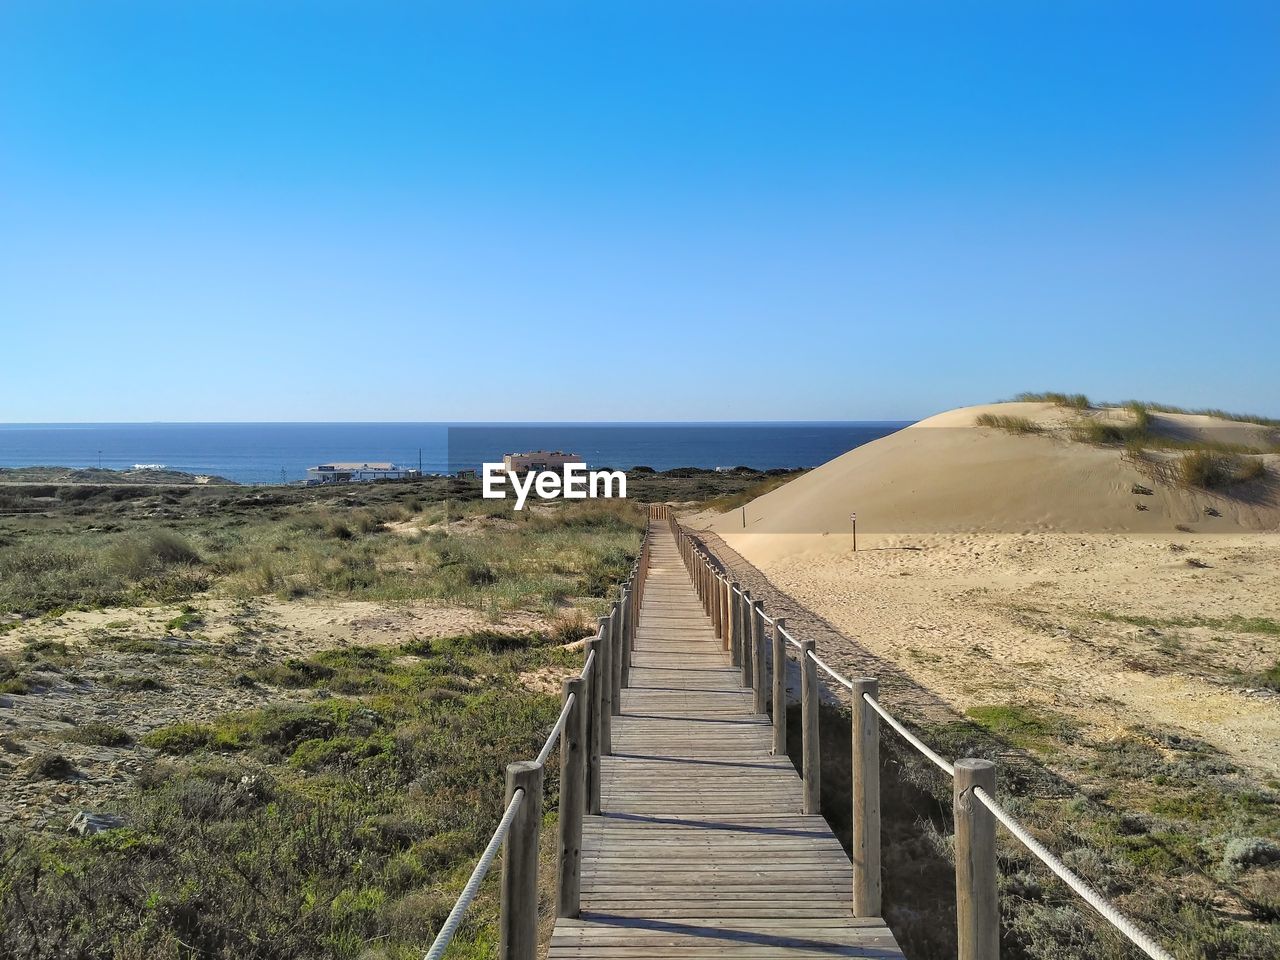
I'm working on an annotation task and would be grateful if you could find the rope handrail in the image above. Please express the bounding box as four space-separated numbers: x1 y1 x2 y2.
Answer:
423 788 525 960
803 640 1172 959
535 692 576 767
807 650 852 689
425 524 652 958
778 622 802 649
862 693 957 777
972 786 1176 960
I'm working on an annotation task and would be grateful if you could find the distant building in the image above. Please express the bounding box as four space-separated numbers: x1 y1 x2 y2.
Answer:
306 462 420 484
502 451 584 473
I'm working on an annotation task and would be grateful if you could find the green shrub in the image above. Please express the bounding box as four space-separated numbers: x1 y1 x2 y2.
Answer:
143 722 232 755
64 722 131 747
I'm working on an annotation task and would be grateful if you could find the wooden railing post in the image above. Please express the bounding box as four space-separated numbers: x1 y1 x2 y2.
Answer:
719 575 729 644
706 555 716 616
584 637 601 815
557 677 586 918
732 583 742 665
771 617 788 755
851 678 881 917
954 759 999 960
751 599 767 714
500 760 543 960
620 583 633 688
740 592 753 684
799 639 821 814
597 616 613 754
610 602 623 716
711 570 723 639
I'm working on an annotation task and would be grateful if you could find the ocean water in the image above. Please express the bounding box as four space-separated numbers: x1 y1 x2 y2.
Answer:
0 422 912 485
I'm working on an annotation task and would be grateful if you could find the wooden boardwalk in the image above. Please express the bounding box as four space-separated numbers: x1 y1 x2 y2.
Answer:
548 523 904 958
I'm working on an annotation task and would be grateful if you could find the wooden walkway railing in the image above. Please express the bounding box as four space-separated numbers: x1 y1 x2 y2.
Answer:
427 502 1175 960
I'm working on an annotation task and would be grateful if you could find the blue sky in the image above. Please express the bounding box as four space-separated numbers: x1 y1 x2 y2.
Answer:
2 2 1277 422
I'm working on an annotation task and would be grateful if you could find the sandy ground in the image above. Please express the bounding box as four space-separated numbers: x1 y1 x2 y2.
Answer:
0 597 549 660
709 530 1280 777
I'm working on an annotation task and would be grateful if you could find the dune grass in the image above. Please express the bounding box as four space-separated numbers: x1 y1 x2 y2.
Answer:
1013 391 1092 410
974 413 1043 435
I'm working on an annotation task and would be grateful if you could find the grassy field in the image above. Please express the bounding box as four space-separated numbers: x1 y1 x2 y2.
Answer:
0 468 779 958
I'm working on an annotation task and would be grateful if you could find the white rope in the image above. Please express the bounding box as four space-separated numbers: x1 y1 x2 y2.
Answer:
862 694 956 777
778 623 803 650
535 693 576 766
580 648 596 680
423 788 525 960
807 650 854 690
972 787 1175 960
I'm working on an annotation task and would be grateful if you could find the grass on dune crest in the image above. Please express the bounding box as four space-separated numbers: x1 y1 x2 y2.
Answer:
1012 391 1280 428
995 394 1276 491
975 413 1043 435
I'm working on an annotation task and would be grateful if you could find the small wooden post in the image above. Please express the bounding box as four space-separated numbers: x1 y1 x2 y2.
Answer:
610 602 622 716
584 638 601 815
500 760 543 960
851 678 881 917
557 677 586 918
620 583 633 688
740 592 753 685
751 599 767 714
799 639 821 814
771 617 788 755
850 511 858 553
954 758 999 960
597 616 613 754
728 581 741 656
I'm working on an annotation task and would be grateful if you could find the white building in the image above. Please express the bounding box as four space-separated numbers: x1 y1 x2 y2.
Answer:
502 451 584 473
306 462 421 484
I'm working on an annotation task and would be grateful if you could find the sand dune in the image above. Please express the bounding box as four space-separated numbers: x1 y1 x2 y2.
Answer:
686 401 1280 777
696 402 1279 554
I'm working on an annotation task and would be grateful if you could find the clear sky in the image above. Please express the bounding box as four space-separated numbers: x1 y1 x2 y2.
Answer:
2 2 1277 422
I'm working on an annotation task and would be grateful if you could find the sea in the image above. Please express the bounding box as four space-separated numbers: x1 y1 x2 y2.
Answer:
0 422 912 486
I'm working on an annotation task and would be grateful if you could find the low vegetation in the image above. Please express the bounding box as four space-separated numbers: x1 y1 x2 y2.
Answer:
702 468 805 514
1000 393 1275 492
1013 391 1092 410
0 469 776 618
1 633 569 958
1178 449 1267 489
975 413 1043 435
